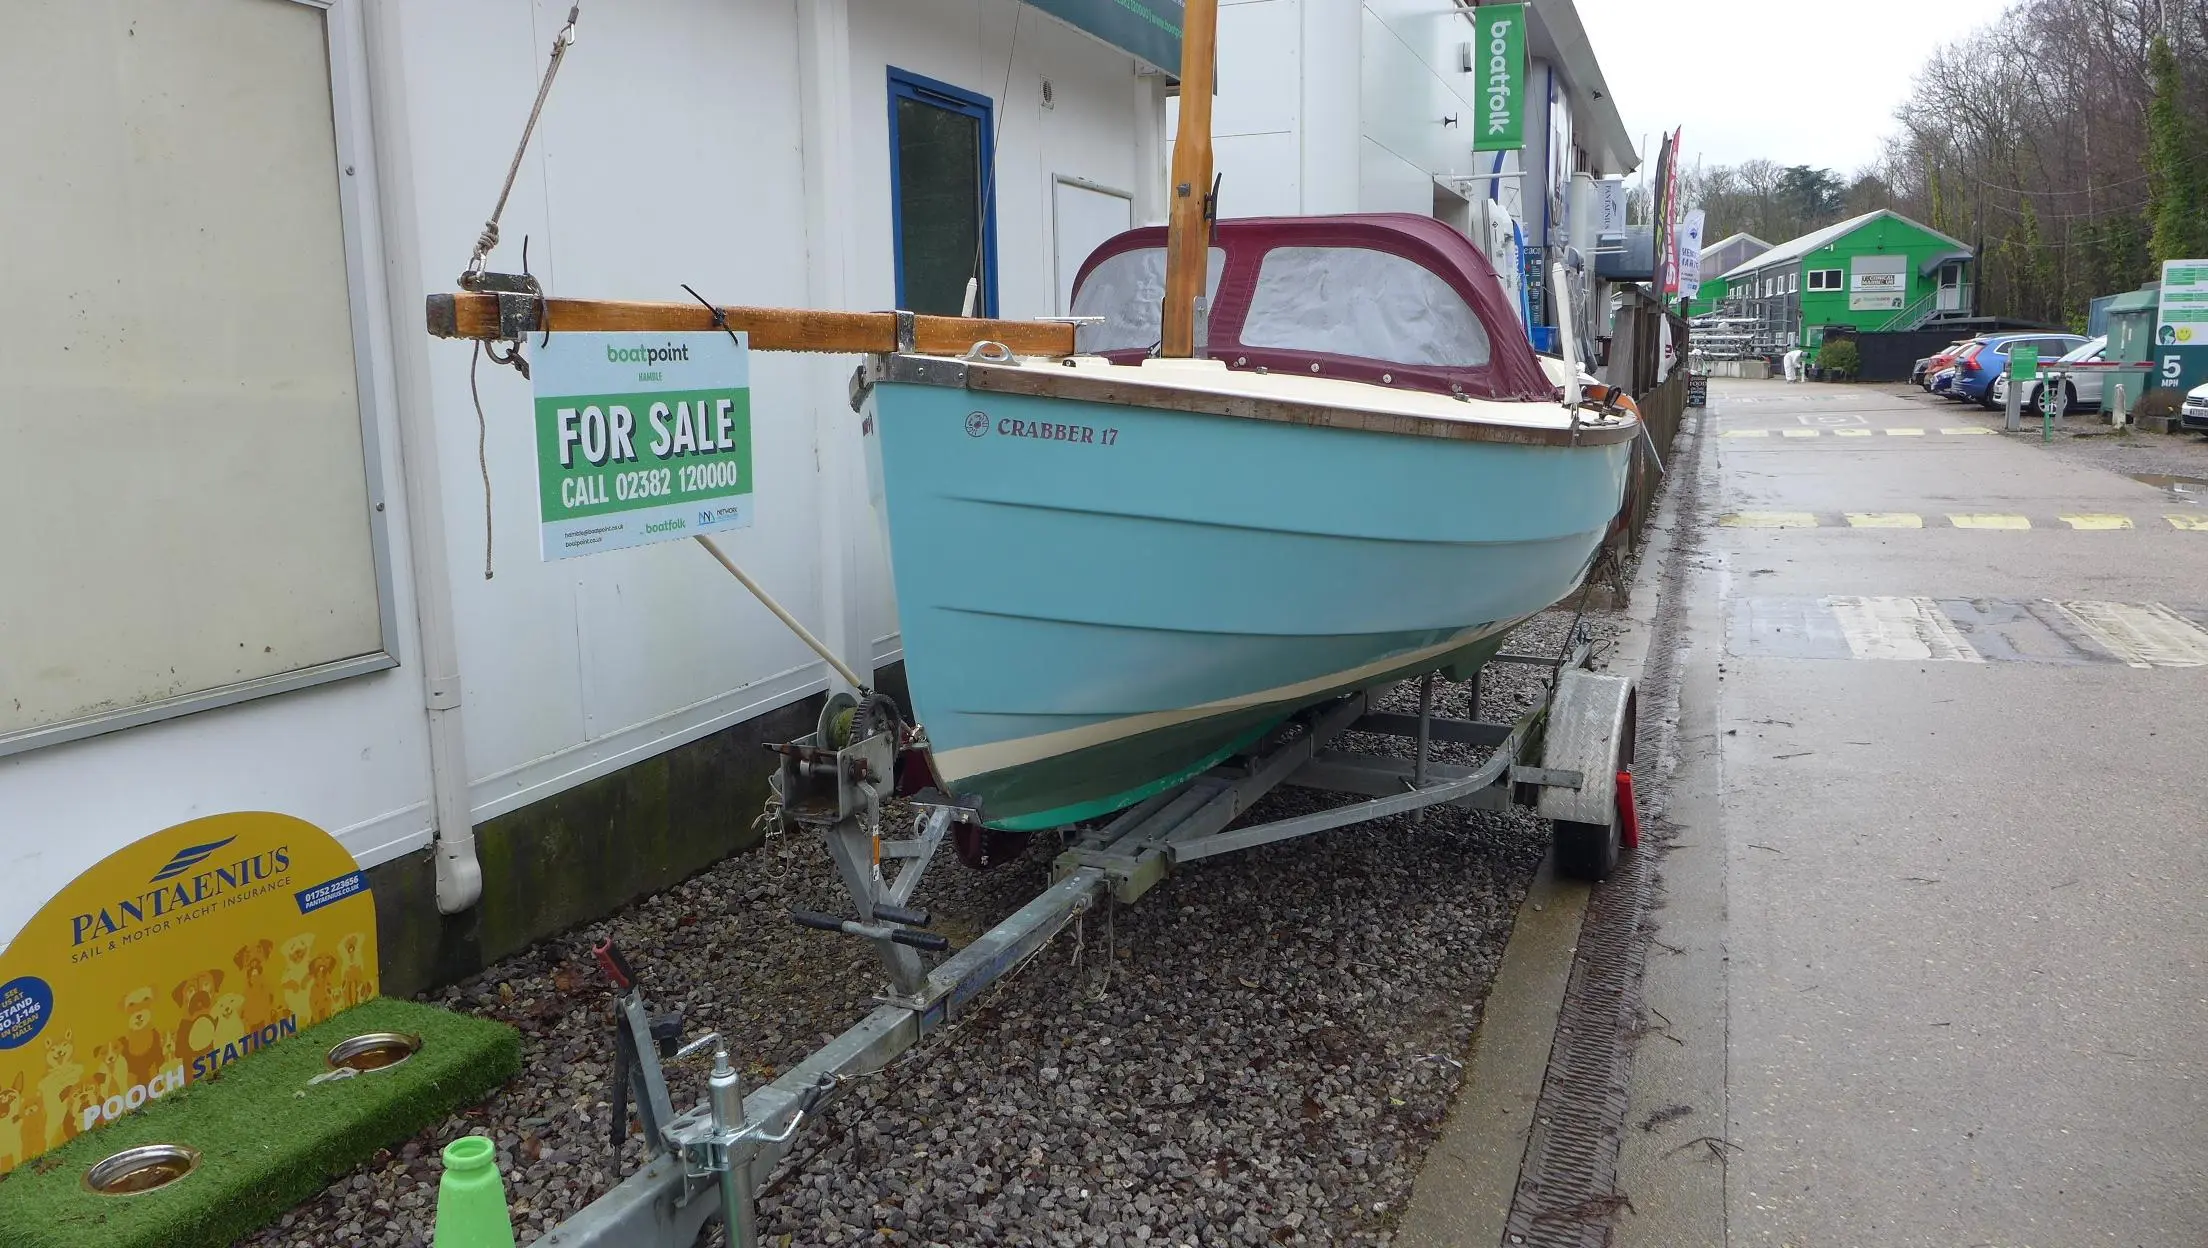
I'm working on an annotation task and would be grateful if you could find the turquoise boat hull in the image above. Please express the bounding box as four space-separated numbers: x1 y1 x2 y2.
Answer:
867 375 1631 830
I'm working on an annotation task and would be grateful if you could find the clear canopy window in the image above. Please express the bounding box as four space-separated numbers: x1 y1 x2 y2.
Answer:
1241 247 1491 368
1070 247 1225 353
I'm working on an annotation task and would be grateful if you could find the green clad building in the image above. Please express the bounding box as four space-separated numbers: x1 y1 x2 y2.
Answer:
1712 210 1974 355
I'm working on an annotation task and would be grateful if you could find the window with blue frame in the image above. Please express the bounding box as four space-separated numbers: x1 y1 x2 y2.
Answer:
888 68 998 318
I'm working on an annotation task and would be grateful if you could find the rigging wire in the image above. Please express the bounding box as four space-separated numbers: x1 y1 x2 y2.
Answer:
961 1 1025 318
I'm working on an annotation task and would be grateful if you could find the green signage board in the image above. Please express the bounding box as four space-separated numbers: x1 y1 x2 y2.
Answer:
530 332 754 561
2157 259 2208 347
2155 259 2208 393
2008 344 2038 381
1023 0 1181 73
1472 3 1527 152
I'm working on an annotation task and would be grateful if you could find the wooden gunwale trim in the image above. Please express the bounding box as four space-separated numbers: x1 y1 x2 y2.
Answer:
956 362 1640 448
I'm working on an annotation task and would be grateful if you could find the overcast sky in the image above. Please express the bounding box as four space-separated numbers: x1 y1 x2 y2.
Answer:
1574 0 2017 178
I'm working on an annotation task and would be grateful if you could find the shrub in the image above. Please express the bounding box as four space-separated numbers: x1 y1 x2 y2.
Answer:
1817 339 1860 379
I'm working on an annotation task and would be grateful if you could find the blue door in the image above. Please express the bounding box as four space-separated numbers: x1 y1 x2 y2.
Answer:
888 68 999 318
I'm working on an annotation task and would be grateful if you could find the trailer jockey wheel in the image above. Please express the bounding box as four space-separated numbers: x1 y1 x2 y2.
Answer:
954 820 1031 871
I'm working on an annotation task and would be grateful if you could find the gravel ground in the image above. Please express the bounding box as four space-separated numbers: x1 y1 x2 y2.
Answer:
241 611 1618 1248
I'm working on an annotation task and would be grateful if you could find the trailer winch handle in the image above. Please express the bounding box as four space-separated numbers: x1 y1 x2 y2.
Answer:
789 908 952 952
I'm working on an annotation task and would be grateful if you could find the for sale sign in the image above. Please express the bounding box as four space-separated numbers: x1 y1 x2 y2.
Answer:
531 332 754 561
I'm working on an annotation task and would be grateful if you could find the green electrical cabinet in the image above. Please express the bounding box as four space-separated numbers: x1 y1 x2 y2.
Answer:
2103 285 2160 416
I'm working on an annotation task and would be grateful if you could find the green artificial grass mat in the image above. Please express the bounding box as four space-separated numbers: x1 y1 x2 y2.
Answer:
0 997 520 1248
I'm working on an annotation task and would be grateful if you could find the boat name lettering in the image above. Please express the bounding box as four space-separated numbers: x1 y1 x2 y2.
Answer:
995 417 1118 446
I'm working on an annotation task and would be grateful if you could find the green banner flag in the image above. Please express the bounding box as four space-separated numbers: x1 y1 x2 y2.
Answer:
1473 4 1527 152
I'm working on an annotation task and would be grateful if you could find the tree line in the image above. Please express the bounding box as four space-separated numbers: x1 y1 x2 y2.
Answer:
1684 0 2208 329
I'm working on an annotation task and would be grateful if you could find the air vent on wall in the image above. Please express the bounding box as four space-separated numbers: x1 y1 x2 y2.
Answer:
1040 76 1055 110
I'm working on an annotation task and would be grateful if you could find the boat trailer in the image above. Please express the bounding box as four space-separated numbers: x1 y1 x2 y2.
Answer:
536 638 1637 1248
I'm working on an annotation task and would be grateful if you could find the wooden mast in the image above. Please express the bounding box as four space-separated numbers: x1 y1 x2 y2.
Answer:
1158 0 1218 359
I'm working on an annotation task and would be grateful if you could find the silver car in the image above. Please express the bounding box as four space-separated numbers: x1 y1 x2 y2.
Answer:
1990 335 2108 414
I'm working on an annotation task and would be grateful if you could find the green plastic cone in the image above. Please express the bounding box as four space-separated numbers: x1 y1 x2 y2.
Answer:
433 1135 518 1248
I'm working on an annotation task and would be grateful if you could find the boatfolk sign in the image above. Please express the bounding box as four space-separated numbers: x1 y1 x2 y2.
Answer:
531 331 755 561
1472 3 1527 152
0 813 378 1174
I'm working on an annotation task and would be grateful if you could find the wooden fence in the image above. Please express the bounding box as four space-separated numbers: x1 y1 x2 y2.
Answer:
1618 371 1686 552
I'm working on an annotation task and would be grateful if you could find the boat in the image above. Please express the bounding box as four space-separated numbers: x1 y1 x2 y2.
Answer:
426 0 1638 837
862 213 1636 830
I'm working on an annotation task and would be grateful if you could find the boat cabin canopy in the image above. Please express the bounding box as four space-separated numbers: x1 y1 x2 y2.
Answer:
1068 213 1555 403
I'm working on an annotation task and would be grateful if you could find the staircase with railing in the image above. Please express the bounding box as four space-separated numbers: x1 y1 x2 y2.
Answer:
1898 283 1974 331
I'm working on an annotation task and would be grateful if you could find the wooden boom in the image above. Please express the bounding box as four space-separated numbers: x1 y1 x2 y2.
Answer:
425 292 1076 357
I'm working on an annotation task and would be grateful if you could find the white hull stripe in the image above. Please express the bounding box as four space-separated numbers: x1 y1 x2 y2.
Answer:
932 618 1522 781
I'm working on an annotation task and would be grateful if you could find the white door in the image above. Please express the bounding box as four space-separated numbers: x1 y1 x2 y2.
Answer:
1936 263 1964 312
1053 176 1135 315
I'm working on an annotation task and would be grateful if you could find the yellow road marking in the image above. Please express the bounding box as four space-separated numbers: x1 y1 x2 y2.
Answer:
1832 428 1874 437
2167 514 2208 531
1780 429 1821 438
2059 514 2134 530
1949 514 2031 529
1846 512 1924 528
1720 511 1822 528
1941 427 1994 435
1720 429 1770 438
1886 428 1926 436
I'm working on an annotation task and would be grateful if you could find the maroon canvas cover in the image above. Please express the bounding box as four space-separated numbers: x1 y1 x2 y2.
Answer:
1069 213 1555 403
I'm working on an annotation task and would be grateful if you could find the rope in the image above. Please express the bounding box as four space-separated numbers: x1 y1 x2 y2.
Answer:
463 5 581 280
469 343 495 579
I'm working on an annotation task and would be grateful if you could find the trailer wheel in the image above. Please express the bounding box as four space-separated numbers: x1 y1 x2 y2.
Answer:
1554 814 1621 881
1537 669 1638 882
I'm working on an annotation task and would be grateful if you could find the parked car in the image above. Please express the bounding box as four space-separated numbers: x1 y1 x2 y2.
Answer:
1931 341 1987 397
1990 335 2109 414
1915 340 1974 388
1953 332 2091 408
2183 381 2208 433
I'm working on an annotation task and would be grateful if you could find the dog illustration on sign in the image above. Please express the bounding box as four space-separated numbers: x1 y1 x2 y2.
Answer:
37 1031 85 1151
171 969 224 1057
279 932 316 1021
117 986 166 1088
0 1074 26 1170
233 938 278 1025
338 931 374 1006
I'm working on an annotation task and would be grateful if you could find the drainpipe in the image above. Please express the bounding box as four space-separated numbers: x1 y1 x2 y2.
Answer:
363 0 482 913
798 0 868 697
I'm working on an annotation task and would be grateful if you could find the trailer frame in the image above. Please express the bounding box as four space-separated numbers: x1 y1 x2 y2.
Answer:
537 632 1636 1248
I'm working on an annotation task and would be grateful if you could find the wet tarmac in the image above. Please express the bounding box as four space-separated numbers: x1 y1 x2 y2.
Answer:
1614 380 2208 1247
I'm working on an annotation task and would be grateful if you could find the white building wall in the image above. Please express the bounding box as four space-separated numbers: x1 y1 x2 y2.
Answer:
1356 0 1491 209
1211 0 1304 217
0 0 1158 946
